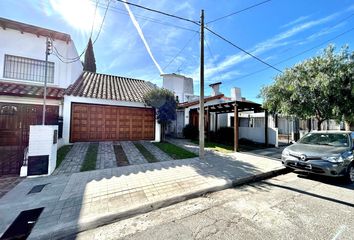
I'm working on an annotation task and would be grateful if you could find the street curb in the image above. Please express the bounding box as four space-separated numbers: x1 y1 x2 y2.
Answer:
30 167 289 240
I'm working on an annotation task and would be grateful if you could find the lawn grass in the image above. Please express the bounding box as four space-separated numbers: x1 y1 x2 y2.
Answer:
56 145 73 168
191 140 234 154
134 142 159 163
154 142 197 159
80 143 98 172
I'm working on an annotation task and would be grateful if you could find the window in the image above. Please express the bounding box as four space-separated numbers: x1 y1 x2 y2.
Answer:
3 54 54 83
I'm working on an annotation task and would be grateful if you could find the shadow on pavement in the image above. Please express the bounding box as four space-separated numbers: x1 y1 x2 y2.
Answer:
295 171 354 190
1 138 276 239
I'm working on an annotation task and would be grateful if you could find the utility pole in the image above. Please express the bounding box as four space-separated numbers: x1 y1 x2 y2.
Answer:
42 37 50 125
199 10 205 160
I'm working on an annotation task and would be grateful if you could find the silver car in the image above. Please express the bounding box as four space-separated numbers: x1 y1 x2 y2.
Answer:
282 131 354 183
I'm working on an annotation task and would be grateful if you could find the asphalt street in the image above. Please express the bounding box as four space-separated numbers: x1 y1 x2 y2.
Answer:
75 171 354 240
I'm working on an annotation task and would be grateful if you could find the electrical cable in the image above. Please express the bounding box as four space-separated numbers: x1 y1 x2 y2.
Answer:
205 26 283 73
115 0 199 25
207 0 271 24
163 31 199 71
234 26 354 81
51 0 111 63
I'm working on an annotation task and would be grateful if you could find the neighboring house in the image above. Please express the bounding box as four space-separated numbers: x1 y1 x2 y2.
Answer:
0 17 82 176
0 18 161 177
163 76 278 147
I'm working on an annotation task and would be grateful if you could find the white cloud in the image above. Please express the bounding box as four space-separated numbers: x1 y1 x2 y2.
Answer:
49 0 103 33
281 15 310 29
185 11 343 83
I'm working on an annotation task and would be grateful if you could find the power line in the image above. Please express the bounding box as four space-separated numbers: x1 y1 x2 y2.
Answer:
233 26 354 81
163 31 199 71
115 0 199 25
207 0 271 24
205 38 224 82
93 0 112 44
89 0 99 39
51 0 111 63
205 26 283 73
91 0 198 33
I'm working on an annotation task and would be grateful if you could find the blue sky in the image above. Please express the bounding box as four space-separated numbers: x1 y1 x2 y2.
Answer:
1 0 353 103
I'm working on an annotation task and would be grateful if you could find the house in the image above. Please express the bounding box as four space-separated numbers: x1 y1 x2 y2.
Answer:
0 18 160 176
163 74 278 149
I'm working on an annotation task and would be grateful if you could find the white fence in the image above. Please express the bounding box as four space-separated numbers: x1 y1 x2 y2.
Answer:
239 127 278 147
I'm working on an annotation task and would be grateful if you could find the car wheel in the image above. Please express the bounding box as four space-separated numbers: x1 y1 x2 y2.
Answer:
347 164 354 184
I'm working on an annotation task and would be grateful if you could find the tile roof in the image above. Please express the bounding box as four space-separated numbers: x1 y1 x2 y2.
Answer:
178 94 225 108
0 81 65 99
65 71 156 102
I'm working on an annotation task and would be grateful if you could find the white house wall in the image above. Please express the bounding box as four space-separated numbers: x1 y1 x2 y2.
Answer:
0 27 82 88
63 96 160 144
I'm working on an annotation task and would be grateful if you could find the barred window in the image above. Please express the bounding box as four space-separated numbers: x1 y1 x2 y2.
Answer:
3 54 54 83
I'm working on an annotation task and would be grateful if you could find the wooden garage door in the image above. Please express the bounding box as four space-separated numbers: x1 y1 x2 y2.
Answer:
70 103 155 142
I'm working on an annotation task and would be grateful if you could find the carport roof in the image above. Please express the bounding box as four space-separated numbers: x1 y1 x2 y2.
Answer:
65 71 157 102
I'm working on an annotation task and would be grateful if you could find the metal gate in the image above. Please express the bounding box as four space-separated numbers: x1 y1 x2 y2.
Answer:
0 103 59 176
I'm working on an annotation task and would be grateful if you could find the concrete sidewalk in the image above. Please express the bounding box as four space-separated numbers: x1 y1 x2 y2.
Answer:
0 147 286 239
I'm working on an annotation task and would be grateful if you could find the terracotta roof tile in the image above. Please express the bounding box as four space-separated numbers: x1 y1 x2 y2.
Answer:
65 71 157 102
178 94 225 108
0 81 65 99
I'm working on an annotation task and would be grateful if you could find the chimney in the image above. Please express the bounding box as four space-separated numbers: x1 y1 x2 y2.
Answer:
231 87 242 101
209 82 222 96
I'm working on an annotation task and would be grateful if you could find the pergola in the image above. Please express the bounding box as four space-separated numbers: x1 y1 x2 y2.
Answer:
190 100 268 151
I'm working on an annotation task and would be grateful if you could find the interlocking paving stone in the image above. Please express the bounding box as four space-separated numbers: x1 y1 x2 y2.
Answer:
52 143 90 175
96 142 117 170
139 141 173 162
120 141 148 165
0 139 284 240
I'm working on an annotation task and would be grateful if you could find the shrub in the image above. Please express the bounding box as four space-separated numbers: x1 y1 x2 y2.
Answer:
217 127 234 145
183 124 199 140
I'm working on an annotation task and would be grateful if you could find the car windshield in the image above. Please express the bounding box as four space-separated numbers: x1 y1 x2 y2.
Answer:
298 133 350 147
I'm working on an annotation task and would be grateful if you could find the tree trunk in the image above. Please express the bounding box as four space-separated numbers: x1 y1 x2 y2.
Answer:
317 119 323 130
344 121 351 131
161 122 166 142
343 114 352 131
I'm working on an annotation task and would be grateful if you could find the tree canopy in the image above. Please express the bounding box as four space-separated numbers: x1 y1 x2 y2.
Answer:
83 38 96 72
143 88 177 141
260 45 354 130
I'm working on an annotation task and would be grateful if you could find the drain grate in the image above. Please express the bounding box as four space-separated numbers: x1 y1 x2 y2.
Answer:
0 207 44 240
27 184 47 194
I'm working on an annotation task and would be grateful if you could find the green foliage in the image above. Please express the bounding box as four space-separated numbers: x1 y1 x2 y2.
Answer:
80 143 98 172
217 127 234 145
191 139 234 153
134 142 159 163
182 124 199 140
260 45 354 128
56 145 73 168
83 38 96 72
153 142 197 159
143 88 177 124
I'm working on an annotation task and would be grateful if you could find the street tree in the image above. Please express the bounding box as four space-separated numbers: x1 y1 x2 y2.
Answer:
83 38 96 72
260 45 354 130
143 88 177 141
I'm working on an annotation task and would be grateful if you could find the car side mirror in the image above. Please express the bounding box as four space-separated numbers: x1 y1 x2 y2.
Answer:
290 140 296 144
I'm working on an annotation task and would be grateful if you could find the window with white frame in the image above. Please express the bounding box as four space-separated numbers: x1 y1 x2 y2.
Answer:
3 54 54 83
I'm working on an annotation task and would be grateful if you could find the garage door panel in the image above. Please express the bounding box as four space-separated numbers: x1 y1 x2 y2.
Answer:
71 103 155 142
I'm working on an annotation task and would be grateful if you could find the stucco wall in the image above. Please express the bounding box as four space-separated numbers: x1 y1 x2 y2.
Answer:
0 27 82 88
239 127 278 147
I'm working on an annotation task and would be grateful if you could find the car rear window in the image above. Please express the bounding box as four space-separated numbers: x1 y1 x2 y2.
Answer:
298 133 350 147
